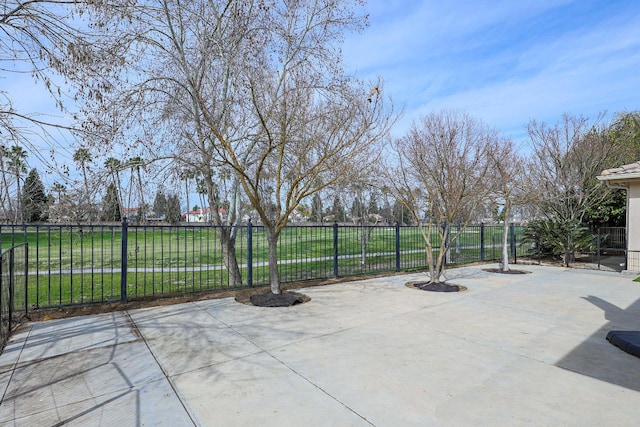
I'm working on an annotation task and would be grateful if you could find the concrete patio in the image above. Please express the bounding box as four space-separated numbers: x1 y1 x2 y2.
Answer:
1 265 640 426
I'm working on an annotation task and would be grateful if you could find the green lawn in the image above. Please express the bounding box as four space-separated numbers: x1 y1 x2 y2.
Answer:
3 223 525 308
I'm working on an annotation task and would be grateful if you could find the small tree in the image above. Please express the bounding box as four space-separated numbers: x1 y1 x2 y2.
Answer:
386 110 497 284
488 138 527 272
101 183 121 222
527 114 626 226
22 168 47 222
522 219 595 266
153 190 168 218
331 195 346 223
310 194 324 224
165 194 182 224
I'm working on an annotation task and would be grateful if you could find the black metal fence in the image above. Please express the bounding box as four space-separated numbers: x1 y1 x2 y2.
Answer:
0 222 528 310
595 227 627 270
0 243 28 352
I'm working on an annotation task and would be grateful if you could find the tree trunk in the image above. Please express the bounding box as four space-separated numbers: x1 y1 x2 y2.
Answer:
501 201 511 272
501 222 510 271
426 244 444 284
216 226 243 286
266 227 281 294
360 225 370 265
204 174 242 286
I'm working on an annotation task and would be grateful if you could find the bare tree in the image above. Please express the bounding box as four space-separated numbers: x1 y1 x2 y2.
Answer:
82 0 395 293
348 182 384 265
488 139 528 271
81 0 263 286
386 110 496 284
219 2 395 295
1 0 134 169
527 114 627 225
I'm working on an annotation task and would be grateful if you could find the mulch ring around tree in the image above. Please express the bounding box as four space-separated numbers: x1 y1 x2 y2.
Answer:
482 268 532 274
405 281 467 292
236 287 310 307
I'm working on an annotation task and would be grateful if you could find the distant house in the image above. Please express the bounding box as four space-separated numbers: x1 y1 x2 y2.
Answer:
597 161 640 272
183 207 228 223
122 207 139 221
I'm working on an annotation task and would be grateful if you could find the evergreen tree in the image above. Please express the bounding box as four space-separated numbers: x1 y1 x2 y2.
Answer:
351 197 365 223
392 200 408 225
311 194 323 223
368 193 379 215
153 190 168 217
22 168 47 222
166 194 182 224
380 199 393 224
101 183 122 222
331 195 345 222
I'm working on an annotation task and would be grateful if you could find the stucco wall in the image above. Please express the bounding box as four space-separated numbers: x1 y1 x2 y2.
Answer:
628 181 640 272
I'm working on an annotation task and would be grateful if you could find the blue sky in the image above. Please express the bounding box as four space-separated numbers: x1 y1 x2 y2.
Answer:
5 0 640 185
342 0 640 144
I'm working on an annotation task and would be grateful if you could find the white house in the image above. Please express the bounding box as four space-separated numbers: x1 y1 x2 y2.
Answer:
183 207 228 223
597 161 640 272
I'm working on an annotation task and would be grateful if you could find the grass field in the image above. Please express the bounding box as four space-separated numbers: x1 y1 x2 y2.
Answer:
1 223 526 308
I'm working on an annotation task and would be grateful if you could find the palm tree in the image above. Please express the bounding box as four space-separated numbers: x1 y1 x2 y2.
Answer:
8 145 27 222
73 147 93 222
127 156 146 222
104 157 123 220
179 168 195 222
73 148 92 196
51 182 66 203
0 145 13 220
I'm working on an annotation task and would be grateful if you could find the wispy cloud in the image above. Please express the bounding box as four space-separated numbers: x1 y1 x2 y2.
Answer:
344 0 640 140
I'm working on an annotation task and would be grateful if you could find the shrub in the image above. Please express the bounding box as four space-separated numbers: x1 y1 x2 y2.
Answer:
523 219 595 267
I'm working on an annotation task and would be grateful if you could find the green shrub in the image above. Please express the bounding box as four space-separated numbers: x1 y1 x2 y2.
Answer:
522 219 595 267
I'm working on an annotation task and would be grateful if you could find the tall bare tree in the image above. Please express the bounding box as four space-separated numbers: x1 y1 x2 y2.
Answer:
218 2 394 295
386 110 496 284
488 138 528 272
527 114 626 225
82 0 395 293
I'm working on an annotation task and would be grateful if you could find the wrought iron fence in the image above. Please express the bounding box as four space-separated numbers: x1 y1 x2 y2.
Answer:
595 227 627 271
0 221 527 310
0 243 28 352
627 250 640 272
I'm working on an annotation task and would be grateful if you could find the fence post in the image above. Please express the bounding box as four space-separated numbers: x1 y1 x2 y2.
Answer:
247 218 253 287
333 222 339 278
480 223 485 262
597 228 601 270
395 222 401 272
23 244 28 314
120 218 128 302
442 222 447 266
8 248 14 333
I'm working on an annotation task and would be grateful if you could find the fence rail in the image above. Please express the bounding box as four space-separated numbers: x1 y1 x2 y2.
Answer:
0 222 528 310
0 243 28 352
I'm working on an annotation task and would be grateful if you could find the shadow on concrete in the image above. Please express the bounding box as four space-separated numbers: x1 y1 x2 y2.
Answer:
555 295 640 392
0 316 142 426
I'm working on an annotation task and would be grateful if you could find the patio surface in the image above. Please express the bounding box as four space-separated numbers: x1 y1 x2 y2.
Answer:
1 265 640 426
